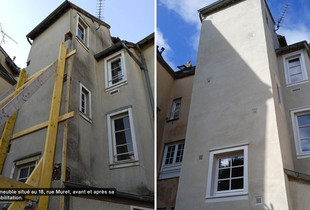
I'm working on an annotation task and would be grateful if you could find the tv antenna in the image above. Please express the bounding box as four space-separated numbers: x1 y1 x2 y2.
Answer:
96 0 105 20
275 4 289 31
0 23 17 46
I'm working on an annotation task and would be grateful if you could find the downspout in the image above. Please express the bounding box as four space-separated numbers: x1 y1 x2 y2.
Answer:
136 44 154 117
27 37 32 46
121 42 154 117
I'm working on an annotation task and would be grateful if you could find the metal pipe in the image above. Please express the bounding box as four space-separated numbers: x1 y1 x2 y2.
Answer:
136 44 154 117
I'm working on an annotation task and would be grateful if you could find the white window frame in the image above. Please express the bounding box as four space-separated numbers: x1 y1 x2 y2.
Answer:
169 98 181 120
12 154 40 182
76 15 89 48
104 50 127 91
291 107 310 158
283 50 308 86
79 83 92 121
159 141 185 179
206 145 248 203
107 108 139 169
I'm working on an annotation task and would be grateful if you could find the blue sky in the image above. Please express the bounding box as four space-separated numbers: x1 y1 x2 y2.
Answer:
157 0 310 71
0 0 154 68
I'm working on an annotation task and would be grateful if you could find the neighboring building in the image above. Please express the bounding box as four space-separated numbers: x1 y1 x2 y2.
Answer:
0 46 20 97
156 0 310 209
0 1 154 209
157 49 195 210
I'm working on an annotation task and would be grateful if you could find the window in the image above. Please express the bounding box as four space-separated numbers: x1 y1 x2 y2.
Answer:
169 98 181 120
12 154 40 183
76 15 89 46
283 50 308 86
291 108 310 158
107 108 138 168
79 83 92 120
104 51 127 90
206 145 248 202
159 141 185 179
18 164 35 183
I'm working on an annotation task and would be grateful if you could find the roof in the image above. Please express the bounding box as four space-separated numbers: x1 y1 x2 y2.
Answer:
157 49 195 79
198 0 243 20
275 40 310 56
27 0 110 40
0 45 20 75
94 33 154 61
199 0 276 24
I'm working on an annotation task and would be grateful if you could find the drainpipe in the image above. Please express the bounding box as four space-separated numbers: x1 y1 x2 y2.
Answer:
136 44 154 117
27 37 32 46
121 42 154 117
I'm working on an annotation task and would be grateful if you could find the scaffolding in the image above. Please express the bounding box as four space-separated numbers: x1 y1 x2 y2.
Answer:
0 43 76 210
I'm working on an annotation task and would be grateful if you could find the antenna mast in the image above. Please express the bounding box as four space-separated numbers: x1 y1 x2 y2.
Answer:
0 23 17 46
275 4 289 31
97 0 105 20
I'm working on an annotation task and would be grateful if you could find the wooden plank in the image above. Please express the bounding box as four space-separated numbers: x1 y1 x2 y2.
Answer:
11 112 75 140
65 49 76 59
7 159 43 210
60 56 72 210
0 61 58 127
0 83 16 102
25 62 54 83
0 70 27 173
0 175 36 201
37 43 67 210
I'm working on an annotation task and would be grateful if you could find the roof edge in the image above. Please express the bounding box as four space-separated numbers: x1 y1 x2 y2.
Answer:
275 40 310 56
198 0 243 20
27 0 110 40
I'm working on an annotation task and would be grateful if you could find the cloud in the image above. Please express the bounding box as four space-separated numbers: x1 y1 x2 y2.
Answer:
159 0 217 29
279 26 310 45
157 28 177 69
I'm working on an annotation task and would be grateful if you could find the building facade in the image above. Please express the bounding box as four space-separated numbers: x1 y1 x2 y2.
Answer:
0 1 154 209
0 46 19 97
158 0 310 209
157 51 195 210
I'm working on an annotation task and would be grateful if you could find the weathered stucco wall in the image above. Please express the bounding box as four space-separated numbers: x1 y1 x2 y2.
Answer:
176 0 290 209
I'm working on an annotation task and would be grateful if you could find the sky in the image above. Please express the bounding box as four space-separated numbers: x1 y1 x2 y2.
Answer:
0 0 154 68
157 0 310 71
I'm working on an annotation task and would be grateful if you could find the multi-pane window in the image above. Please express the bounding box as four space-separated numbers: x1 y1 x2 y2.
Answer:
104 51 127 90
216 155 244 192
111 58 123 84
76 16 88 46
79 83 92 120
296 114 310 152
77 24 85 40
287 58 302 83
107 108 138 168
283 50 308 85
160 141 185 179
206 145 248 201
170 98 181 120
13 154 40 183
292 109 310 158
113 114 134 161
17 164 35 183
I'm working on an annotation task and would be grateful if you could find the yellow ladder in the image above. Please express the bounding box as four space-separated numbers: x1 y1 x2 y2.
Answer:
0 43 76 210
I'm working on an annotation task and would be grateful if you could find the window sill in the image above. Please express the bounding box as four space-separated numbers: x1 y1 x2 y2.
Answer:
286 80 309 87
79 112 92 124
296 153 310 159
206 193 248 203
76 36 89 52
105 81 128 92
109 160 139 169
